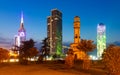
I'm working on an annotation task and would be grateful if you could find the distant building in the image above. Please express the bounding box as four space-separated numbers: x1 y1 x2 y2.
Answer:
14 12 26 48
47 9 62 55
97 23 106 58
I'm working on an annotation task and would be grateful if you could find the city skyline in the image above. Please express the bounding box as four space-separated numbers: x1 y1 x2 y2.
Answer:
0 0 120 49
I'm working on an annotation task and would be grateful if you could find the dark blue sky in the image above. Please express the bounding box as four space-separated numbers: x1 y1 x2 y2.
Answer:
0 0 120 49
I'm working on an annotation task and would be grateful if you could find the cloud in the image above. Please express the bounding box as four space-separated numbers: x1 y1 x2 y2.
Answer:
0 36 13 49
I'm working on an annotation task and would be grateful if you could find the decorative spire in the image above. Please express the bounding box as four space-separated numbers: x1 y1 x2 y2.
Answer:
19 11 25 32
21 11 23 24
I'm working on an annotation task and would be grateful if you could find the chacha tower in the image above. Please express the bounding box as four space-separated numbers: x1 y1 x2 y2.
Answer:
97 23 106 58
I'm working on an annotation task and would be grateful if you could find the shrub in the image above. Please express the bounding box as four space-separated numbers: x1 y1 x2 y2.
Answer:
102 45 120 75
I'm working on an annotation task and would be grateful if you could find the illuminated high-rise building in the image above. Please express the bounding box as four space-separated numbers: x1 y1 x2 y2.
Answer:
15 12 26 47
97 23 106 58
47 9 62 55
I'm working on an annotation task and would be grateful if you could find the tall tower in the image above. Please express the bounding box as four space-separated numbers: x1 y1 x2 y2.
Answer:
13 12 26 55
70 16 86 60
16 12 26 47
97 23 106 58
19 12 26 42
74 16 80 43
47 9 62 55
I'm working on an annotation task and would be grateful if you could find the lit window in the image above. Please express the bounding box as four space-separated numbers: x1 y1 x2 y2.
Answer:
54 17 58 20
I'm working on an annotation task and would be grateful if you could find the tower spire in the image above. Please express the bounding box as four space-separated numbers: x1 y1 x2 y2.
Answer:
21 11 23 24
19 11 25 32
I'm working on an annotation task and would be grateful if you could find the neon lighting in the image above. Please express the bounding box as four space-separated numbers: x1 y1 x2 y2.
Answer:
20 32 25 37
56 31 62 55
97 23 106 58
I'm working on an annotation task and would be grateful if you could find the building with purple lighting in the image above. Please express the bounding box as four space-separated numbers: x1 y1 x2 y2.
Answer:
97 23 106 59
14 12 26 48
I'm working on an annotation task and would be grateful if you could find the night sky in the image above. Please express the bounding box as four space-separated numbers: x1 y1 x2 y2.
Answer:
0 0 120 49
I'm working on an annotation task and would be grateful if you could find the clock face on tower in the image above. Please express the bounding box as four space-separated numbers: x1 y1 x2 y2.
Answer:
20 32 25 37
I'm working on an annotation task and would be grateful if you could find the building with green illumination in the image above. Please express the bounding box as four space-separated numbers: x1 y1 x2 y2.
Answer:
97 23 106 59
47 9 62 55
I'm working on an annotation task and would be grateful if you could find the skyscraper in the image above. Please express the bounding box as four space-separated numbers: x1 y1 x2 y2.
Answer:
97 23 106 58
15 12 26 47
47 9 62 55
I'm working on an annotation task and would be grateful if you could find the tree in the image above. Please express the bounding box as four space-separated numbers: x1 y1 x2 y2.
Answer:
0 48 9 62
82 55 91 70
102 45 120 75
40 37 50 60
19 39 38 64
28 47 39 58
65 49 74 68
77 39 96 69
77 39 96 53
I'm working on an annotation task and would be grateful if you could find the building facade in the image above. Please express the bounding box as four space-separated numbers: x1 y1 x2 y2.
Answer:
97 23 106 58
47 9 62 55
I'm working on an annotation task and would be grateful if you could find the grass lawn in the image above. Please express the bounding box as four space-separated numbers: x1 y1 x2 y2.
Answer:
0 61 107 75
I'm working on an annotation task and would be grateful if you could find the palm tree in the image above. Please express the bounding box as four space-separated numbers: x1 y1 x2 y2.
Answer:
41 37 50 60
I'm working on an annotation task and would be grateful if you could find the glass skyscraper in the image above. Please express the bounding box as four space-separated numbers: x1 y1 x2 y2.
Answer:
47 9 62 55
